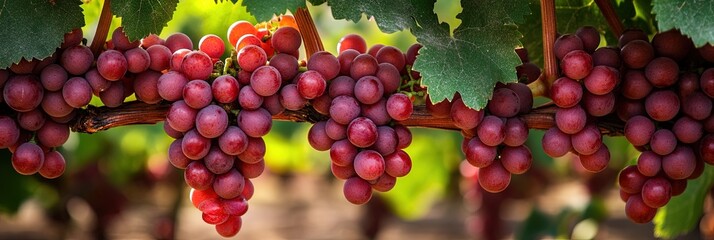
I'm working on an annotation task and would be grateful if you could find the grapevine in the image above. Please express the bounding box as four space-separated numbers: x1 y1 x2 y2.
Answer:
2 0 714 239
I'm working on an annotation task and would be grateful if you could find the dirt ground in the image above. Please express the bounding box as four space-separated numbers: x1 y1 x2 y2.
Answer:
0 172 702 240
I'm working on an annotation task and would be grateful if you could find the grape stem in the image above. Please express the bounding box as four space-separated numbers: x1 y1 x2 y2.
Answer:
527 73 548 97
540 0 558 92
89 0 113 56
295 7 324 59
66 101 624 136
595 0 624 38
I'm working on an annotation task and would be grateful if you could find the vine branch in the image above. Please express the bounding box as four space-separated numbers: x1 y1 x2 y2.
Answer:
68 101 625 137
90 0 113 56
540 0 558 91
295 7 324 59
595 0 624 38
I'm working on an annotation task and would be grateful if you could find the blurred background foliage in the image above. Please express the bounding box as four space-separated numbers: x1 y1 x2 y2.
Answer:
0 0 684 239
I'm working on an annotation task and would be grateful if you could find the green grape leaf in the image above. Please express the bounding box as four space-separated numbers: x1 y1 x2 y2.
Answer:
111 0 180 41
520 0 649 67
653 0 714 47
0 0 84 69
654 165 714 238
413 0 530 109
242 0 306 22
323 0 432 33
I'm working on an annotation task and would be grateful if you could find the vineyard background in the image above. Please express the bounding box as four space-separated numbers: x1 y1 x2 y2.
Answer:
0 0 711 239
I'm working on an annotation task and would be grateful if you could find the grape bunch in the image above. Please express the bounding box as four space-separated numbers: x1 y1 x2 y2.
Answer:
425 79 533 193
542 26 615 173
158 17 304 237
303 34 415 205
0 28 95 179
544 26 714 224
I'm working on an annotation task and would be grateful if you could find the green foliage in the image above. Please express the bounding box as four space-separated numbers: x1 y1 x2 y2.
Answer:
415 0 530 109
654 165 714 238
0 150 34 213
311 0 530 109
242 0 306 22
520 0 652 67
380 129 462 219
0 0 84 68
653 0 714 47
111 0 180 41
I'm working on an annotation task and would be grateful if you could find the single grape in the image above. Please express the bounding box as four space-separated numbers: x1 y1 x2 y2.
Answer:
386 93 413 121
338 34 367 53
637 151 661 177
239 86 264 110
451 97 484 130
343 177 373 205
296 70 326 99
624 115 655 146
168 139 191 169
354 76 384 105
165 33 194 53
330 95 361 125
11 143 44 175
183 80 213 109
39 151 66 179
347 117 378 148
464 137 497 168
250 66 282 97
578 144 610 173
157 71 189 102
641 177 672 208
238 137 265 164
62 77 92 108
645 57 679 88
554 34 584 59
353 150 385 181
60 45 93 75
371 126 398 156
384 150 411 177
227 20 258 47
213 169 245 199
307 51 340 80
621 40 654 69
269 53 299 82
36 120 69 148
555 105 587 134
503 117 528 147
476 116 506 147
500 146 532 174
182 129 211 160
583 66 619 95
111 27 140 51
199 34 226 59
181 51 214 80
478 162 511 193
237 45 267 72
575 26 600 53
582 91 615 117
560 50 593 80
645 90 680 122
147 45 172 72
166 100 198 132
0 116 20 148
619 165 647 194
571 124 602 155
279 84 307 111
17 108 45 131
625 195 657 223
237 108 272 138
196 105 229 139
329 76 356 98
350 54 379 80
124 47 151 73
40 64 68 91
376 63 401 94
375 46 406 72
97 50 128 81
271 27 302 54
134 70 162 104
4 75 44 112
308 121 334 151
662 146 696 180
550 77 582 108
218 126 249 155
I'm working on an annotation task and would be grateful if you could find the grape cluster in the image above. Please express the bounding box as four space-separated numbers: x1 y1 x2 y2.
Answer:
425 79 533 193
542 26 615 173
158 17 305 237
303 34 415 205
544 26 714 224
0 28 94 179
